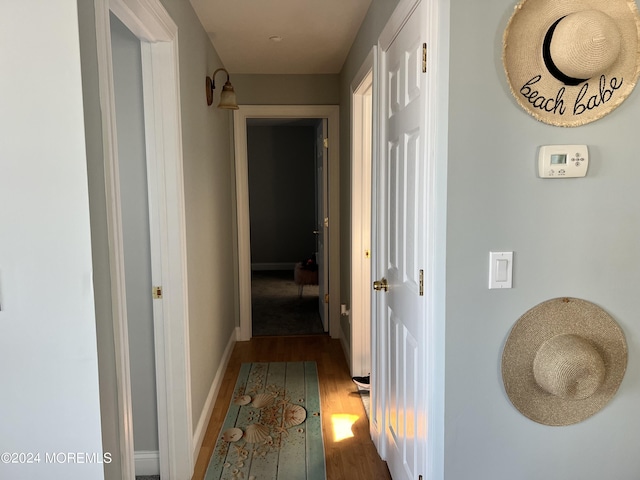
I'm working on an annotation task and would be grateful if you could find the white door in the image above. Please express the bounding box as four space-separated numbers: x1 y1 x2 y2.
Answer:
315 119 329 332
374 1 428 479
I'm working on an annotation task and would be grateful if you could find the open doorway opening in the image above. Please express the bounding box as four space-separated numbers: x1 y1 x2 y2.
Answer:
109 12 160 476
233 105 340 341
246 118 326 336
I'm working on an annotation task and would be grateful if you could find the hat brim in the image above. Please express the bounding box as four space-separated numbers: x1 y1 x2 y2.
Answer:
502 297 627 426
503 0 640 127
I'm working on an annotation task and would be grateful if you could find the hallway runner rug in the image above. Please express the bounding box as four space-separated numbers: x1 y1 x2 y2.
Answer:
205 362 326 480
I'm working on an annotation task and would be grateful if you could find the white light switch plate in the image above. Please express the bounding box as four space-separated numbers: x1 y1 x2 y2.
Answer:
489 252 513 289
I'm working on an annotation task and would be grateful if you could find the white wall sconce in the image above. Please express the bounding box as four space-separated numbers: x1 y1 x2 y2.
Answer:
205 68 239 109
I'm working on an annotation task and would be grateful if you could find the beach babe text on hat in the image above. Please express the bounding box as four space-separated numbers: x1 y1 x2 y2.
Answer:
503 0 640 127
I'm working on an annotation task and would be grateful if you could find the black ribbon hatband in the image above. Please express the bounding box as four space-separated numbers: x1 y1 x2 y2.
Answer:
542 16 589 86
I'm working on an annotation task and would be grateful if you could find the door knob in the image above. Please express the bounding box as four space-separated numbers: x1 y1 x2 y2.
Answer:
373 277 389 292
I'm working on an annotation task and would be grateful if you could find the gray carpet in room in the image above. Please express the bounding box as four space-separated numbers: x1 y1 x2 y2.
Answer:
136 476 159 480
251 270 325 336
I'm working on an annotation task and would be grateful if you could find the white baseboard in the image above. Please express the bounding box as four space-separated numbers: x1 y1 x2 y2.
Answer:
251 262 296 271
135 450 159 476
191 327 238 466
340 333 352 373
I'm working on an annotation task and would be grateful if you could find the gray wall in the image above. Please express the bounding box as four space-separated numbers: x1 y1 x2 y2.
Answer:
444 0 640 479
248 126 317 266
110 14 158 453
160 0 238 431
232 74 340 105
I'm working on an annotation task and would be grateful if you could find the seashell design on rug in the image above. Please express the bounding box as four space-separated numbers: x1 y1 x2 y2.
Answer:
251 392 275 409
244 423 270 443
282 404 307 428
234 394 252 406
222 427 243 442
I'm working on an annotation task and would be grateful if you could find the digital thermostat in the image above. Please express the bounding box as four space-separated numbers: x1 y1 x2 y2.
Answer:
538 145 589 178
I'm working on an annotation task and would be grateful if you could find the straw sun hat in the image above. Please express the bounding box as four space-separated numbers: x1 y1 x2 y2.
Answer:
502 297 627 426
503 0 640 126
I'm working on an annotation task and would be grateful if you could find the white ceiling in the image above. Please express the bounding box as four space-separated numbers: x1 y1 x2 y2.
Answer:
189 0 373 74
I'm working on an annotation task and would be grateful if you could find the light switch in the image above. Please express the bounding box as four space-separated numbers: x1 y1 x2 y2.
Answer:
489 252 513 289
496 259 508 282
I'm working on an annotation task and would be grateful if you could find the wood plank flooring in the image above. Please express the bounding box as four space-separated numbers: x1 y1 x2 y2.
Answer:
192 335 391 480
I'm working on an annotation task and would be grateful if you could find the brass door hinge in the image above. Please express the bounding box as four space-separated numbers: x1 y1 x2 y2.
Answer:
422 43 427 73
323 137 329 149
324 293 330 304
152 286 163 299
419 269 424 296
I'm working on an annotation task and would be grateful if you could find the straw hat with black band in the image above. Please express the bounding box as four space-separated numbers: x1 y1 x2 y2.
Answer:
502 297 627 426
503 0 640 127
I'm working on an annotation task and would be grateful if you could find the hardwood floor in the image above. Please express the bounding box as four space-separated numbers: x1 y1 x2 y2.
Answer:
192 335 391 480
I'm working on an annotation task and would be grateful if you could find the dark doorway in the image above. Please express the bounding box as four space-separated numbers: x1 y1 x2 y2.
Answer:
247 118 325 336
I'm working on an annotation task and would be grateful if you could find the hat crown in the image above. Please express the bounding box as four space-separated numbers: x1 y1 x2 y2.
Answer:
533 333 606 400
549 10 622 80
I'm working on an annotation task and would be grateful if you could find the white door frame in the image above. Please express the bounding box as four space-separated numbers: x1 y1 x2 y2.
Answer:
350 47 375 379
95 0 193 478
233 105 340 341
372 0 448 478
